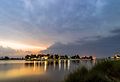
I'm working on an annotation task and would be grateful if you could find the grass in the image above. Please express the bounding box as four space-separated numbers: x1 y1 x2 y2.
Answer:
63 60 120 82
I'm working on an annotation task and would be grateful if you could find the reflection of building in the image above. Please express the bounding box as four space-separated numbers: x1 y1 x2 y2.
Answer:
24 60 71 71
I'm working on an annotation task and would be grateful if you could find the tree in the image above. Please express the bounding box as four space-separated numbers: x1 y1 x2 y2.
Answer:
89 56 93 60
48 55 54 59
30 54 36 58
25 55 31 59
54 54 59 59
65 55 68 59
4 56 9 60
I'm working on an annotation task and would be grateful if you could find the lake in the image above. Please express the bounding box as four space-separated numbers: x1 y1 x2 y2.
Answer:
0 60 96 82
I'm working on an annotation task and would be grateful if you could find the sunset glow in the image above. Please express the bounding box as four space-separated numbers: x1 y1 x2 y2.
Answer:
0 41 46 52
0 66 45 80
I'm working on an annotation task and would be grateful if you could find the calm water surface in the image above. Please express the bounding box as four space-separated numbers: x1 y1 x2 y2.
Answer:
0 60 96 82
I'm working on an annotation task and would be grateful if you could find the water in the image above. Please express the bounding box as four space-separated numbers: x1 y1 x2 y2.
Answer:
0 60 96 82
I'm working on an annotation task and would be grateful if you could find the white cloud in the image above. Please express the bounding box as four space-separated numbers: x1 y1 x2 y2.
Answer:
0 46 16 57
94 0 106 15
22 0 34 11
0 46 36 57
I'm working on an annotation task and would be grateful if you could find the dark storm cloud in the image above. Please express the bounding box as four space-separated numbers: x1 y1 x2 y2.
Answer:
111 28 120 34
41 29 120 57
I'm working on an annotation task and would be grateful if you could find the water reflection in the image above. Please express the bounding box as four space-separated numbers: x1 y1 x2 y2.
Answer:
0 60 96 81
24 60 96 71
0 64 45 80
24 60 71 71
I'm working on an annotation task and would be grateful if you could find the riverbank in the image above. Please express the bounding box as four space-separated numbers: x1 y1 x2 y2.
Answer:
63 60 120 82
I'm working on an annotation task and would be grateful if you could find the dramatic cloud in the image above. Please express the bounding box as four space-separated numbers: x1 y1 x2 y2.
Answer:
0 0 120 56
41 29 120 57
0 46 24 57
0 46 34 57
0 46 16 57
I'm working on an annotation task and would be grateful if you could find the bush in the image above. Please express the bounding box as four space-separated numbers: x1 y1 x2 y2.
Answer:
64 67 88 82
63 60 120 82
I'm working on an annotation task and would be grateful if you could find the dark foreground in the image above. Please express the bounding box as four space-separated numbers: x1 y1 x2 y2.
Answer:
64 60 120 82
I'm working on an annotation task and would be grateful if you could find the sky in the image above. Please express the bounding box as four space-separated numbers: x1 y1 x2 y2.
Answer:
0 0 120 57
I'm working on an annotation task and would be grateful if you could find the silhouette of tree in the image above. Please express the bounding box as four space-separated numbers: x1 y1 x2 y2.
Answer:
4 56 9 60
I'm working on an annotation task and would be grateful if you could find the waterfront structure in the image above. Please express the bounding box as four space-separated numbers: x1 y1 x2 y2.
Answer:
25 54 95 61
111 52 120 59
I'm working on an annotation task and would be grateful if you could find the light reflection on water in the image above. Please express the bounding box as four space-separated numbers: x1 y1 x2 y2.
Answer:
0 60 96 82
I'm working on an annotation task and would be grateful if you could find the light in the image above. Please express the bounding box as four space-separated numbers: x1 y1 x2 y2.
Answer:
41 56 48 60
0 41 46 52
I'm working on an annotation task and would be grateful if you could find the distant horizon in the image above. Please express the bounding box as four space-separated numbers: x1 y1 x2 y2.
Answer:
0 52 114 58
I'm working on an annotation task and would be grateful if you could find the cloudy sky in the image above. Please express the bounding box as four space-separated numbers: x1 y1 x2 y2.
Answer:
0 0 120 57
